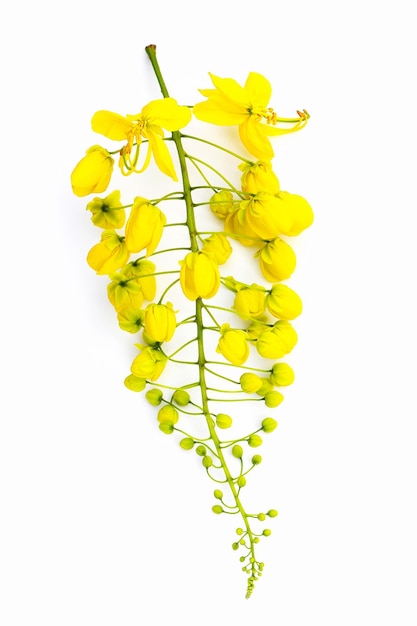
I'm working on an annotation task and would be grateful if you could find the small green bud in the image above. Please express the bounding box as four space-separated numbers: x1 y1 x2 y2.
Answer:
253 537 260 544
172 389 190 406
271 362 295 387
261 417 278 433
239 556 245 562
236 528 244 535
263 529 272 536
232 542 239 550
256 377 274 397
252 454 262 465
157 405 179 425
179 437 194 450
264 391 284 408
202 456 213 468
237 476 246 487
195 445 206 456
240 373 262 393
212 505 223 514
159 423 174 434
267 509 279 518
232 444 243 458
258 513 266 521
216 413 233 429
214 490 223 500
248 434 263 447
124 375 146 392
145 388 163 406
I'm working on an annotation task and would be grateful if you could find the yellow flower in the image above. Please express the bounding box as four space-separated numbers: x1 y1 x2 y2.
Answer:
276 192 314 236
224 206 262 247
271 321 298 353
209 190 235 219
239 160 280 195
216 324 249 366
202 233 232 265
193 72 309 159
266 285 302 320
91 98 191 181
125 197 166 255
107 271 145 313
233 285 267 320
131 346 167 381
143 303 176 343
257 238 296 282
256 329 287 359
179 251 220 300
71 145 114 197
240 193 293 240
123 261 157 302
87 230 130 275
86 190 125 229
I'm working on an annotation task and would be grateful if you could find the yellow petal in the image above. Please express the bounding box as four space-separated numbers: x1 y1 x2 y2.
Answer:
238 118 274 160
244 72 272 108
148 131 178 180
142 98 191 130
91 110 132 140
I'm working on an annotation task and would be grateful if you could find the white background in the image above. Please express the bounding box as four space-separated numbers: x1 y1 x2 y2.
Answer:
1 0 416 624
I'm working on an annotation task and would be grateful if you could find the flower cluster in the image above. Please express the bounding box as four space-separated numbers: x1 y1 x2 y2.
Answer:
70 44 312 598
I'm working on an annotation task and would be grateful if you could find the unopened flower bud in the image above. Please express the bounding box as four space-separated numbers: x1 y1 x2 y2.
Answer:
240 373 262 394
237 476 246 487
202 233 232 264
232 445 243 458
157 405 179 425
264 391 284 408
145 388 163 406
143 302 176 343
209 190 235 219
195 445 206 456
248 434 263 448
124 374 146 392
255 378 274 397
252 455 262 465
179 438 194 450
212 505 223 514
262 529 272 537
261 417 278 433
214 490 223 500
216 413 233 429
267 509 279 518
266 284 302 320
159 423 174 434
172 389 190 406
216 324 249 366
270 362 295 386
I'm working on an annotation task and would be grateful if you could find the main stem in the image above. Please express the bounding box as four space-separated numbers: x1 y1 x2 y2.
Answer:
145 45 258 596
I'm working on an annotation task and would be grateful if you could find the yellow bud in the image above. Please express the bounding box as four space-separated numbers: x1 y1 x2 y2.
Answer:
240 373 262 393
264 391 284 408
240 192 293 240
234 285 267 320
131 346 167 381
71 145 114 197
209 190 235 219
266 284 303 320
216 413 233 429
255 377 275 396
239 160 280 195
87 230 130 275
145 388 163 406
125 197 166 256
179 251 220 300
271 363 295 386
216 324 249 366
271 320 298 353
256 330 286 359
224 206 262 247
258 238 296 282
277 192 314 236
143 303 176 343
202 233 232 265
172 389 190 406
124 374 146 392
157 405 179 425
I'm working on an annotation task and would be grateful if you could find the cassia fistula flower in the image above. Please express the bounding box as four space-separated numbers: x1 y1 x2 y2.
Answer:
143 303 176 343
87 230 130 275
179 251 220 300
125 197 166 255
216 324 250 365
209 190 235 219
71 145 114 197
86 190 125 229
202 233 232 264
91 98 191 180
233 285 267 319
193 72 308 160
239 160 280 195
131 346 167 381
257 238 296 282
266 284 303 320
276 192 314 236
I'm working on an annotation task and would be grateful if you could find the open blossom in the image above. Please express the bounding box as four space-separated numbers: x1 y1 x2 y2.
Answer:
86 190 125 229
71 145 114 197
91 98 191 180
194 72 308 160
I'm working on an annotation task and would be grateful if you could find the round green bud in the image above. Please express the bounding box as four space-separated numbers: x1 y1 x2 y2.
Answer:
214 490 223 500
202 456 213 468
237 476 246 488
240 373 262 393
179 437 194 450
236 528 244 535
262 529 272 537
159 423 174 434
232 542 239 551
259 562 264 570
248 434 263 448
172 389 190 406
271 362 295 387
124 374 146 392
212 505 223 514
264 391 284 408
216 413 233 429
253 537 260 544
256 377 274 397
157 405 179 425
261 417 278 433
232 444 243 458
195 445 206 456
258 513 266 521
145 388 163 406
252 455 262 465
267 509 279 518
239 556 245 563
